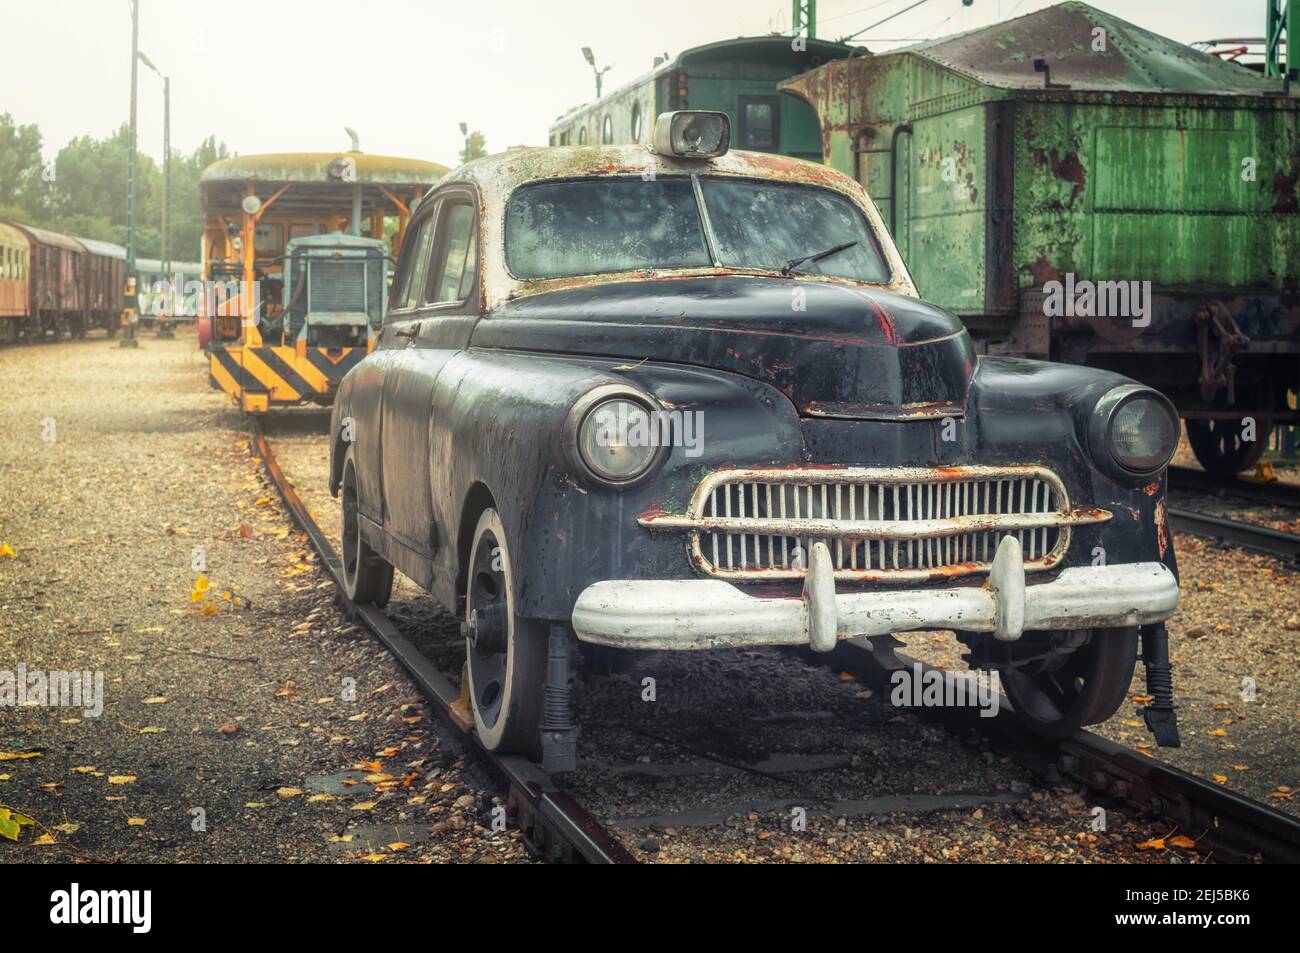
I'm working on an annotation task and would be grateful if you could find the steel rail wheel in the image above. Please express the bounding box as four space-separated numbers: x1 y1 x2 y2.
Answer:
998 627 1139 738
1186 417 1271 476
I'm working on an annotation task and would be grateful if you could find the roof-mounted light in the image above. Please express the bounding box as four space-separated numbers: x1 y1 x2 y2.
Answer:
652 110 730 159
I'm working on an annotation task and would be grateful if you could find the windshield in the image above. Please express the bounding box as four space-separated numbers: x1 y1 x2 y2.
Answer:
505 175 890 283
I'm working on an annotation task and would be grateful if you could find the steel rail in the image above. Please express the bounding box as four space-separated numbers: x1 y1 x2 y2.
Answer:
1169 465 1300 509
1167 507 1300 562
820 640 1300 863
248 422 635 865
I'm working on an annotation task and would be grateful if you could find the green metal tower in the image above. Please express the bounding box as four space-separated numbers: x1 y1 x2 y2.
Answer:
1266 0 1298 78
793 0 816 38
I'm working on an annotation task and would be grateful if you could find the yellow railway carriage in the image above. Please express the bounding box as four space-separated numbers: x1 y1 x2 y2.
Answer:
198 149 446 412
0 222 30 328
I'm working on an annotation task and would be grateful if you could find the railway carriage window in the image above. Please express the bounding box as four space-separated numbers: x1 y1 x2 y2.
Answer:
631 103 643 142
425 203 478 305
254 223 283 255
739 96 779 151
602 115 614 144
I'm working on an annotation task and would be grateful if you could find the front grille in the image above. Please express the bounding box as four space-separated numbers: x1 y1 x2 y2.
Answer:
308 260 366 312
638 466 1111 583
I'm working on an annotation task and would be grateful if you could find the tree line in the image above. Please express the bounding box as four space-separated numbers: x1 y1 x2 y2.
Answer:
0 112 228 262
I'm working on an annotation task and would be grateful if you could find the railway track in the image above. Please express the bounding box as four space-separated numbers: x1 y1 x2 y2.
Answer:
1167 507 1300 562
1167 466 1300 561
249 422 635 865
1169 465 1300 509
822 639 1300 864
251 423 1300 862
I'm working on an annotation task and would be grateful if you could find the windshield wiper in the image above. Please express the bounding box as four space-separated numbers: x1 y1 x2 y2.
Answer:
780 240 858 276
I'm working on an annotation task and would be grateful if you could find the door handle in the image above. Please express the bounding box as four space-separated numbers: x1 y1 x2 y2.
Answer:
393 322 421 340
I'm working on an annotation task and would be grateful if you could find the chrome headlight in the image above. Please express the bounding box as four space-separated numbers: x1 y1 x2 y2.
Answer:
1089 385 1179 478
566 385 663 486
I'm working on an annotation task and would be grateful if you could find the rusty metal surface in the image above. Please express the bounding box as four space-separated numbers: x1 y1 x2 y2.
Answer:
781 0 1300 423
438 144 920 312
908 1 1291 95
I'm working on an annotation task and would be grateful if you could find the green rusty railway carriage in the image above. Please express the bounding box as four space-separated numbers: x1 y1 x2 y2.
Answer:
548 35 855 160
782 2 1300 476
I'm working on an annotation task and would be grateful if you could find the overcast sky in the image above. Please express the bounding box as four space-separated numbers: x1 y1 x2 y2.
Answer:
0 0 1272 168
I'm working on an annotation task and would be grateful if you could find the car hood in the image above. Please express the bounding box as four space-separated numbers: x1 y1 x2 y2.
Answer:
474 276 975 419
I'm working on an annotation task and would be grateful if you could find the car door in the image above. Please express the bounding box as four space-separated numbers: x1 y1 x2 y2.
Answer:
348 214 430 524
379 187 481 567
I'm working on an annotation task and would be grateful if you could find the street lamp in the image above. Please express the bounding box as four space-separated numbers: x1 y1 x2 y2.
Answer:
121 0 141 348
138 49 172 337
581 46 612 99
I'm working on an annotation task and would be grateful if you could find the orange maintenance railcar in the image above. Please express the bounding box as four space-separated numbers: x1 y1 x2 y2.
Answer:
198 149 445 412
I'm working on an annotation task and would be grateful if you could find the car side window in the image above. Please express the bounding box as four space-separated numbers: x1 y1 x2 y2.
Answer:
424 202 477 305
400 215 438 311
389 220 422 312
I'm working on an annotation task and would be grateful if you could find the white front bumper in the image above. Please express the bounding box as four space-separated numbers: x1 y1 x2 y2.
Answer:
571 537 1179 652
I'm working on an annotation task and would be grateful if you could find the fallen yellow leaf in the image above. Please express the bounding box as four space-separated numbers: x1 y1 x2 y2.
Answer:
107 775 137 785
126 817 147 826
0 752 42 762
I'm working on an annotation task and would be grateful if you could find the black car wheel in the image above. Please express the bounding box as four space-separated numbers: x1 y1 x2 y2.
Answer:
464 509 545 755
998 627 1138 738
340 447 393 607
1186 417 1270 476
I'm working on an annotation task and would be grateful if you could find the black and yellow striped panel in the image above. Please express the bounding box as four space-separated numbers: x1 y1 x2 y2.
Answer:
209 345 366 404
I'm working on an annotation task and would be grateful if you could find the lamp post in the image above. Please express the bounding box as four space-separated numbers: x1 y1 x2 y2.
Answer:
581 46 612 99
121 0 140 348
138 50 172 337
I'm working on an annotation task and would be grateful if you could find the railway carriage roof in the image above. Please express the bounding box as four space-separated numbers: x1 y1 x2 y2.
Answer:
136 258 203 274
200 152 448 217
75 237 126 259
897 1 1293 96
0 222 28 249
11 224 85 253
550 35 859 131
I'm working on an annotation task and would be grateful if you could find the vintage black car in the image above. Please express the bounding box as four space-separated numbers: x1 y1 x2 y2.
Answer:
330 111 1182 767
